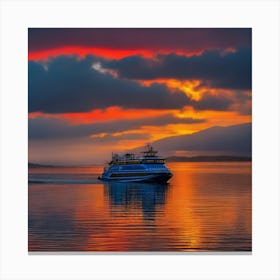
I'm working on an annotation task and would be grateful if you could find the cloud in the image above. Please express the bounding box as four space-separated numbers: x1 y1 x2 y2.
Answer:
103 48 252 90
191 93 233 111
90 132 151 144
28 56 191 113
28 114 206 140
29 28 251 53
28 55 249 113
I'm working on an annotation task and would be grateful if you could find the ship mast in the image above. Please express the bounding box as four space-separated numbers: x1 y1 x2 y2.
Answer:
142 144 158 158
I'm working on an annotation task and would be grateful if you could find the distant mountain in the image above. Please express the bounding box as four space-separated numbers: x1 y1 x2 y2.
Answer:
133 123 252 157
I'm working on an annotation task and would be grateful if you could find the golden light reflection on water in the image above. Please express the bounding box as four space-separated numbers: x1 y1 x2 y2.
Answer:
28 162 251 251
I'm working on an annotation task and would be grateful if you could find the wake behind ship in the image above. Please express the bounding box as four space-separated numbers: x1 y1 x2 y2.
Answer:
98 145 173 183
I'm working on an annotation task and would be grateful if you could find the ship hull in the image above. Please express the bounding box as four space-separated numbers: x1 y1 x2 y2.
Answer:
99 172 172 183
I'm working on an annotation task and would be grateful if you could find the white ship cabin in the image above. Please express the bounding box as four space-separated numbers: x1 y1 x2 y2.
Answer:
109 145 165 165
110 153 140 165
141 145 165 164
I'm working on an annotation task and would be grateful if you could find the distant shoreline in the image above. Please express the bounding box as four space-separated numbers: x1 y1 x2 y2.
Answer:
166 155 251 162
28 163 57 168
166 156 252 162
28 156 251 168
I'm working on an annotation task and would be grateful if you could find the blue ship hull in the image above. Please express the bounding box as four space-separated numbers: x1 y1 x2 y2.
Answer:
99 172 172 183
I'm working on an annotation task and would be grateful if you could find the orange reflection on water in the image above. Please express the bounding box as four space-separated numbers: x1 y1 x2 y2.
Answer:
161 162 252 251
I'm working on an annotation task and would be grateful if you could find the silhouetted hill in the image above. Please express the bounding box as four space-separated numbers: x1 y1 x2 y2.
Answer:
132 123 252 157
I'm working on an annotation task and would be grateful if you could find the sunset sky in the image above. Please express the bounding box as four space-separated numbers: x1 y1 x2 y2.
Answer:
28 28 252 164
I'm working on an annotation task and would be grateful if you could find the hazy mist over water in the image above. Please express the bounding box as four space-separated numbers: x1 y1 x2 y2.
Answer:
28 162 251 252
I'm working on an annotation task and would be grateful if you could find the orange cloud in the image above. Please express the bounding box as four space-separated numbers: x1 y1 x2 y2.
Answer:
29 106 175 125
138 78 237 102
175 107 251 127
139 79 203 100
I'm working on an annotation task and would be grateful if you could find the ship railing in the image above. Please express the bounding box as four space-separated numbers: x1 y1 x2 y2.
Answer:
110 159 142 165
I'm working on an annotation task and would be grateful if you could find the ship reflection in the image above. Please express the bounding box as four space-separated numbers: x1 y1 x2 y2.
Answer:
104 182 170 221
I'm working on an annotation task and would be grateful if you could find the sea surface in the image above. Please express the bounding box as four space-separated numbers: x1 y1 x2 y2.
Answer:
28 162 252 252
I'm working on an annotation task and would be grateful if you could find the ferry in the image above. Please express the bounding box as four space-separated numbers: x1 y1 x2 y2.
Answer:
98 145 173 183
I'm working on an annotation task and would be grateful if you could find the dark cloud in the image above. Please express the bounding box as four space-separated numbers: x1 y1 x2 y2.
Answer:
28 56 191 113
103 48 251 90
29 28 251 53
28 114 206 140
191 93 233 111
237 102 252 116
233 90 252 102
29 52 248 114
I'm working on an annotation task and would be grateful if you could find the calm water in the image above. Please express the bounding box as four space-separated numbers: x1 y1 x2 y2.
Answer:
28 162 252 252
